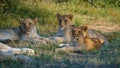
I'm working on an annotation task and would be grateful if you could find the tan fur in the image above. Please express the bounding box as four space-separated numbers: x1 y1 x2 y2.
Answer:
0 42 34 63
56 46 78 53
49 13 74 44
84 34 102 51
73 26 103 51
55 45 84 53
56 25 107 52
0 17 49 43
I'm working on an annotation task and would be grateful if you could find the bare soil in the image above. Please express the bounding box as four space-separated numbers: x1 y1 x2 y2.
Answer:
87 18 120 33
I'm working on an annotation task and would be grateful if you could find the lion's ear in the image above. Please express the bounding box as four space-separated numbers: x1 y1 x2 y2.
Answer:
33 17 38 24
82 25 88 31
19 17 23 24
56 12 61 20
67 14 73 20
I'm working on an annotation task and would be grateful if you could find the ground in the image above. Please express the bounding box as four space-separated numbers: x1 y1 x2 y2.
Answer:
88 18 120 33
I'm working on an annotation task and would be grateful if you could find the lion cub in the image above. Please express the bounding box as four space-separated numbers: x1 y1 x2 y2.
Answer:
72 26 104 51
0 17 48 43
50 13 74 44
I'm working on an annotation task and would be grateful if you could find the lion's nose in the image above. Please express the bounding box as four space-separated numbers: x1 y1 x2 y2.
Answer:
76 38 79 40
25 26 29 30
60 24 64 28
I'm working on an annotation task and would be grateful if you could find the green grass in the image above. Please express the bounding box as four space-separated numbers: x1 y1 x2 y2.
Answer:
0 0 120 68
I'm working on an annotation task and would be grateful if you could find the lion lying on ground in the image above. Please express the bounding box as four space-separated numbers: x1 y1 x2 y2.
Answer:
49 13 74 43
0 17 49 43
0 42 35 63
72 26 105 51
56 25 108 52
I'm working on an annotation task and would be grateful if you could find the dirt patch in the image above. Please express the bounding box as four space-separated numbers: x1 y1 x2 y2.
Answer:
87 18 120 33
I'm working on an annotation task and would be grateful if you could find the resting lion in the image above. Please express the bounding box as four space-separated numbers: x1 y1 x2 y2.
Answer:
0 42 35 63
72 26 105 51
0 17 49 43
49 13 74 44
56 25 108 52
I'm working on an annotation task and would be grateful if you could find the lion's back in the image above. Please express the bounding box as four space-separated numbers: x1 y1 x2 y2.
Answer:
0 28 19 41
87 29 108 45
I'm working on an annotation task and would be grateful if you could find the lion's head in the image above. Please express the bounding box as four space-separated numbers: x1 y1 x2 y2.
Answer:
19 17 38 34
72 26 88 40
56 13 74 30
72 25 88 46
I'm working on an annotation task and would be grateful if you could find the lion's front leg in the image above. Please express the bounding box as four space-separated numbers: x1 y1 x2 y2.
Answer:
40 37 56 44
55 46 76 53
9 48 35 55
0 43 12 49
48 37 64 43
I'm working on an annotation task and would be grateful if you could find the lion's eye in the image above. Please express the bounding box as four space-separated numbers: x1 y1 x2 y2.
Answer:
64 19 67 22
59 19 62 24
78 31 81 34
23 23 26 26
29 22 32 25
59 19 62 22
72 31 75 35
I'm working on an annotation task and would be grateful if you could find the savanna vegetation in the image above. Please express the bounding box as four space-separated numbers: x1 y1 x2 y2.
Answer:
0 0 120 68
